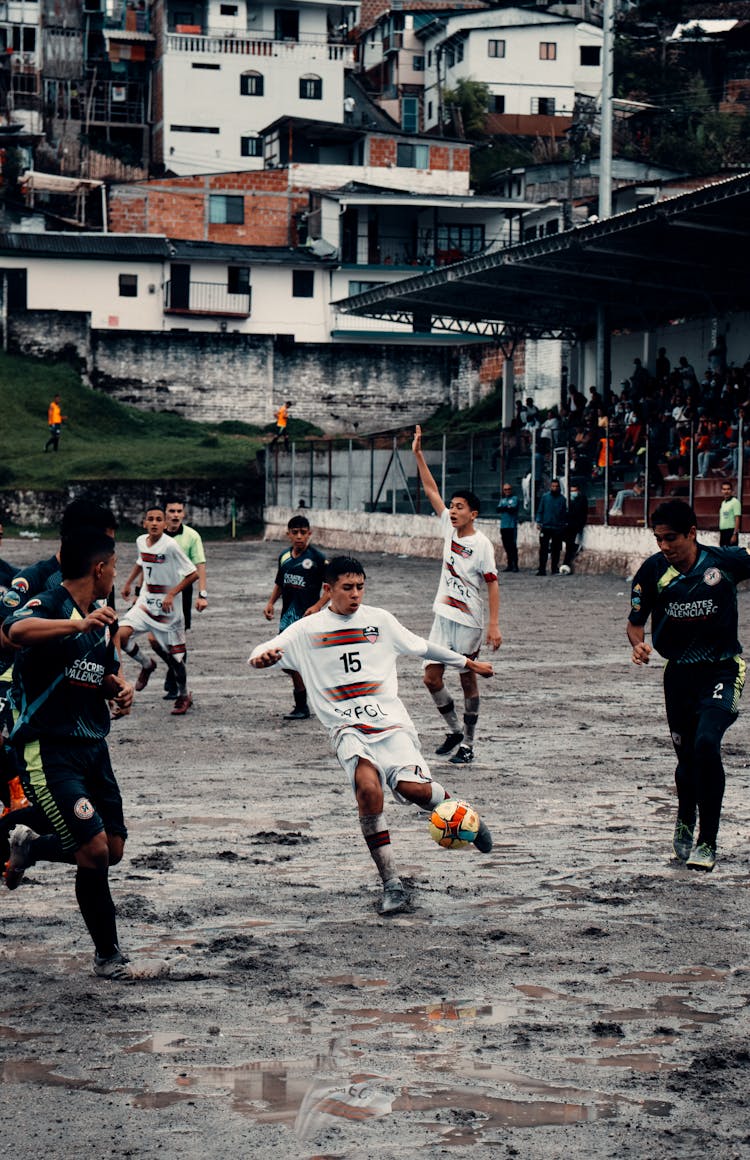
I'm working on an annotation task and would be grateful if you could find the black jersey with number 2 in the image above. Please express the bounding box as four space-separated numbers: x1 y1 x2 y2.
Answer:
629 544 750 663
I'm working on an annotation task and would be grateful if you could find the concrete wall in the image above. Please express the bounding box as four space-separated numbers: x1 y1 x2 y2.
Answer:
263 503 727 577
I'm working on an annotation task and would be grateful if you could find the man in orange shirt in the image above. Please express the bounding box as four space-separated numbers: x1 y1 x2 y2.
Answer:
272 400 291 448
44 394 67 453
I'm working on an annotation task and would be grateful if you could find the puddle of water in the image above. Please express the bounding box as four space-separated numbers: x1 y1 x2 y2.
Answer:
567 1053 679 1074
515 984 572 1001
0 1024 49 1043
318 975 389 989
602 996 722 1026
343 1000 518 1033
613 967 727 984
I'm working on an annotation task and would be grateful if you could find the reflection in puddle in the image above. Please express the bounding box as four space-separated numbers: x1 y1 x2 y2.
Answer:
568 1053 679 1073
613 967 727 984
345 1000 518 1032
318 975 389 988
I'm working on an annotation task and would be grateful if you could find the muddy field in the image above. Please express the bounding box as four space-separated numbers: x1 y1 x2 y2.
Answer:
1 536 750 1159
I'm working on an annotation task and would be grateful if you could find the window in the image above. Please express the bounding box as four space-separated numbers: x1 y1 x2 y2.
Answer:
299 74 322 100
456 42 464 63
436 224 485 258
192 62 220 70
545 219 560 235
532 97 556 115
396 142 429 168
348 280 385 296
492 94 505 114
413 55 424 71
293 270 315 297
119 273 138 297
427 100 433 120
12 26 36 52
209 195 244 224
171 124 220 133
488 39 505 58
427 50 432 67
446 48 454 68
220 3 238 13
580 45 601 66
401 96 419 133
540 42 557 60
240 70 264 96
228 267 250 294
524 225 538 241
240 135 262 157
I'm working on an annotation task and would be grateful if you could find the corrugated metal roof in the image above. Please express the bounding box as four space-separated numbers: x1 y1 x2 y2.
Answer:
0 232 332 265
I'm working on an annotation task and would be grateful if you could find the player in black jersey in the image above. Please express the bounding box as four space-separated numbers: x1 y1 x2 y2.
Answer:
628 500 750 871
2 530 167 980
263 515 327 719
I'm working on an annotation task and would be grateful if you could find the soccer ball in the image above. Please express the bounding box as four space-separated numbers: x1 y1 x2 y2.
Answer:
428 799 480 849
558 564 571 575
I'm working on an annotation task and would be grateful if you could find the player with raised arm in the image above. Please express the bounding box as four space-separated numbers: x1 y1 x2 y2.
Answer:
119 505 198 716
627 499 750 871
249 556 495 916
412 425 502 764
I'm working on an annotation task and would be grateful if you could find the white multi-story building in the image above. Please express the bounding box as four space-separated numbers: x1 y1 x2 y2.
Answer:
416 7 603 131
154 0 358 174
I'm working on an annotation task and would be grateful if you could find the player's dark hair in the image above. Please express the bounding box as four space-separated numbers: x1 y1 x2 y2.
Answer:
145 503 165 515
449 489 481 515
60 531 115 581
325 556 366 584
164 495 185 508
60 499 117 537
650 499 697 535
288 515 310 530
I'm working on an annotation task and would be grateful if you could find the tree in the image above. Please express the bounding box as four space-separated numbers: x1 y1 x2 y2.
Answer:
442 78 490 138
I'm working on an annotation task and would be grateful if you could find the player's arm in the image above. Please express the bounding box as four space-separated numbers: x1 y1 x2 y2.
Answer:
121 563 142 600
627 620 652 665
248 629 290 669
195 561 208 611
7 604 118 644
387 612 493 676
162 569 199 613
412 425 446 515
264 583 282 620
485 576 502 650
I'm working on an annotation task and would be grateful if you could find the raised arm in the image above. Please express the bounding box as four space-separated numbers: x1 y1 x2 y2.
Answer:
412 425 446 515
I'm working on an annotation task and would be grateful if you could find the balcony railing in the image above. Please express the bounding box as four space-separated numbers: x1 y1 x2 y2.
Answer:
164 281 251 317
165 32 354 64
341 236 489 268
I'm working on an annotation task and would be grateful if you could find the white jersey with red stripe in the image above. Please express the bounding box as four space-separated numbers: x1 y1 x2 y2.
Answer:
250 603 468 746
132 532 195 629
433 508 497 629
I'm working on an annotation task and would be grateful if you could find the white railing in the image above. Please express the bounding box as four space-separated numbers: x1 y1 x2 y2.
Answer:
330 310 426 334
166 32 354 64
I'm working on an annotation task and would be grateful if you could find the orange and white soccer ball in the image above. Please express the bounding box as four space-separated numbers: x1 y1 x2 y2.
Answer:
428 799 480 849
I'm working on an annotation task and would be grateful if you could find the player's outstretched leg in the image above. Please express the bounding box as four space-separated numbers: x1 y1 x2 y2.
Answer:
400 776 494 854
354 759 408 915
424 664 463 756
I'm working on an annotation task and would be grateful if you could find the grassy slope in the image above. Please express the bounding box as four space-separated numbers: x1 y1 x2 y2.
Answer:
0 350 271 489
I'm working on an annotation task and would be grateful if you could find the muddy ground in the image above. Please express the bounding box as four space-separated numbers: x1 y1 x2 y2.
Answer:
1 536 750 1160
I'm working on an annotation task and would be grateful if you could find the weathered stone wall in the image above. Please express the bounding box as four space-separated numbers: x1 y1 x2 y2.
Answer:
1 478 263 529
7 315 490 433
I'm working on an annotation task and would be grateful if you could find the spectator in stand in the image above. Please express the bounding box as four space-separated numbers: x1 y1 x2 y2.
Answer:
696 420 726 478
540 405 560 447
610 479 645 517
630 357 649 395
678 356 698 392
655 347 671 385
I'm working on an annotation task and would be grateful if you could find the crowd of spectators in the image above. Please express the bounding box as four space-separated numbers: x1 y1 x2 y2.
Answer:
510 341 750 505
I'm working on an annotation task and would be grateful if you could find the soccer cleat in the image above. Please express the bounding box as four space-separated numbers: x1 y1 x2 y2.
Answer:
162 691 179 701
449 744 474 765
435 731 463 756
93 947 170 981
284 706 311 720
474 819 493 854
135 659 157 692
1 776 30 817
171 692 193 716
672 819 695 862
379 877 409 916
686 842 716 872
3 824 37 890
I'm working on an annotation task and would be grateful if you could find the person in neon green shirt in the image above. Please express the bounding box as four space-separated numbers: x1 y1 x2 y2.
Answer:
718 481 742 547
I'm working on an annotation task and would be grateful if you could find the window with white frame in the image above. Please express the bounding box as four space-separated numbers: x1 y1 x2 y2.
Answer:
209 195 244 224
397 142 429 168
300 74 322 100
539 42 557 60
532 97 556 115
240 70 264 96
401 96 419 133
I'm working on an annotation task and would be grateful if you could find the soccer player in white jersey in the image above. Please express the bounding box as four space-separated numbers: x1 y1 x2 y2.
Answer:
249 555 495 915
412 425 502 764
119 505 198 716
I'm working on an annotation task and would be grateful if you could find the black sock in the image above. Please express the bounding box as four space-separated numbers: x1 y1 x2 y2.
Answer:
75 866 119 959
293 688 308 710
29 834 76 864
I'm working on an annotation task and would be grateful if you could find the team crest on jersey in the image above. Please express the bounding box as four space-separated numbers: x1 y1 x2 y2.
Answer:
74 797 95 821
450 540 473 559
302 558 313 569
2 589 22 610
13 577 29 593
363 626 380 643
703 567 721 587
25 599 42 608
